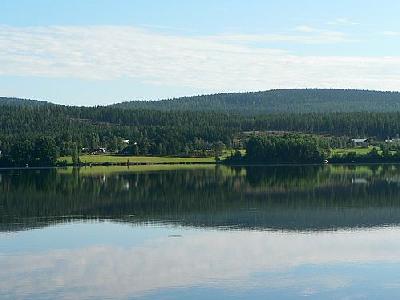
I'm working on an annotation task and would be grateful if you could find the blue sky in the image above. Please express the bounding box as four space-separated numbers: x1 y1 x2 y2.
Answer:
1 0 400 105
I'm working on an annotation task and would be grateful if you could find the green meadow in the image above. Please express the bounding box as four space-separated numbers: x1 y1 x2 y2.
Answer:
331 146 376 156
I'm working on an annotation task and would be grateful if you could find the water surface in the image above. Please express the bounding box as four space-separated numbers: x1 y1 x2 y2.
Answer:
1 165 400 299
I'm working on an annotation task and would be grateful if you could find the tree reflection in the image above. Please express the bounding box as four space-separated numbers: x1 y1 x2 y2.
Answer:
2 165 400 231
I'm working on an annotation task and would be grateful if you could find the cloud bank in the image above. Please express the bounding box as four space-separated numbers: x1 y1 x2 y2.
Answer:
1 25 400 93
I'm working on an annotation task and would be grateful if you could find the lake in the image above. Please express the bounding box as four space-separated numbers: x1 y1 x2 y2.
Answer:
2 164 400 299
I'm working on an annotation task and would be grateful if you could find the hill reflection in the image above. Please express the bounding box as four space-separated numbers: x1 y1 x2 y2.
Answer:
2 165 400 232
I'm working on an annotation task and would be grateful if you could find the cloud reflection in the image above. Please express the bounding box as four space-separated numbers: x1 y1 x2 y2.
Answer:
1 226 400 299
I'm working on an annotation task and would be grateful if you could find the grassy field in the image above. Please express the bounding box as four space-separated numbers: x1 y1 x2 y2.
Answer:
331 146 376 156
59 149 246 165
59 154 217 164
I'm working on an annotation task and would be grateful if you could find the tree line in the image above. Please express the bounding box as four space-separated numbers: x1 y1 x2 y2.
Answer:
2 103 400 166
225 135 330 164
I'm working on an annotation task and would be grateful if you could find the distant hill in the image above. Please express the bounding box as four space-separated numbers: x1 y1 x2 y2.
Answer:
4 89 400 114
0 97 51 107
112 89 400 114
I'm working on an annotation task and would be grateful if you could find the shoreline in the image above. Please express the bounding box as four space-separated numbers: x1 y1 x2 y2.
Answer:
2 161 400 171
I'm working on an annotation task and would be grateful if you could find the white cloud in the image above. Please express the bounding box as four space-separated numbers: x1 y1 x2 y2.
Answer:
215 29 351 45
0 25 399 94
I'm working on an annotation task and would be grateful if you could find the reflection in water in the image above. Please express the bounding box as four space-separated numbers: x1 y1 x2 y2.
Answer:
2 165 400 231
2 165 400 299
2 224 400 299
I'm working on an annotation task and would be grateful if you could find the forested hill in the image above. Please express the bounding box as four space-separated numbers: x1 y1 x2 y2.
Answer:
0 97 51 107
112 89 400 114
4 98 400 166
4 89 400 113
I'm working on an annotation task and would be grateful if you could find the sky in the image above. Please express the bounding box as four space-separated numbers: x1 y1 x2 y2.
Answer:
1 0 400 105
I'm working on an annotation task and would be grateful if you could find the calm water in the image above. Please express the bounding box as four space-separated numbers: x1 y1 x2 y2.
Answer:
2 164 400 299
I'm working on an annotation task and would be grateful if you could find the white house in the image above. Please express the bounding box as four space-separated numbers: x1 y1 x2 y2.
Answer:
351 138 369 147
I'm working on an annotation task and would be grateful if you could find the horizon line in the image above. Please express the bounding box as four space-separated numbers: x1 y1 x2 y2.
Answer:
2 87 400 107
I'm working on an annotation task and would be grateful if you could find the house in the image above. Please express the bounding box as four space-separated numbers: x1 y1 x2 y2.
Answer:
122 139 130 144
351 138 369 147
385 137 400 143
91 147 107 155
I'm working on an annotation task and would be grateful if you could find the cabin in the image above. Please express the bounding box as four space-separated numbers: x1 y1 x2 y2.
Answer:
122 139 130 144
351 138 369 147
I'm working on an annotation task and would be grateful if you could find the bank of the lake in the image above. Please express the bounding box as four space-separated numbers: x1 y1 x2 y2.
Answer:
53 150 400 168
